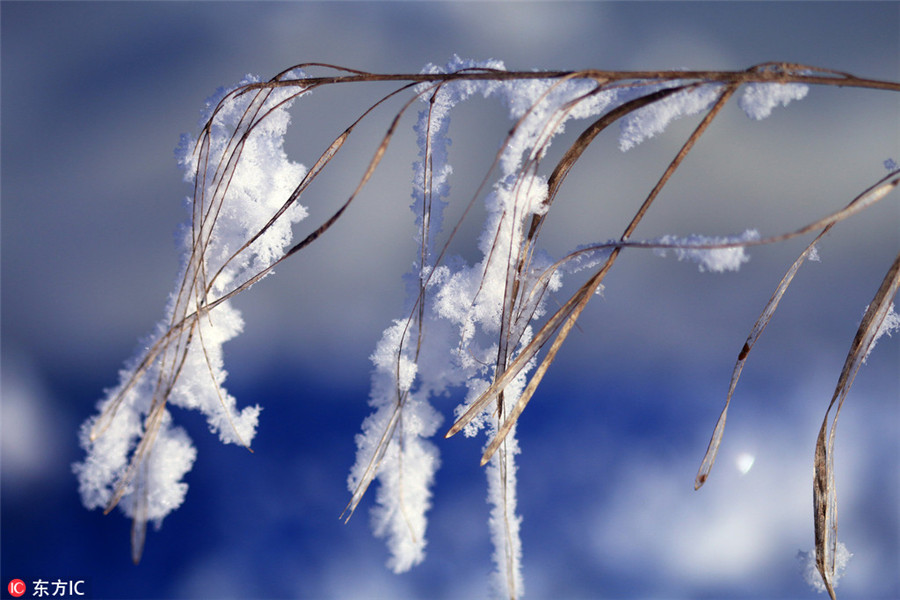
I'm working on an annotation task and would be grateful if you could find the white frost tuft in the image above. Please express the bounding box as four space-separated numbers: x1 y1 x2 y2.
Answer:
739 82 809 120
619 83 724 151
486 429 524 600
654 229 761 272
863 302 900 363
75 73 309 532
354 56 627 594
799 542 852 593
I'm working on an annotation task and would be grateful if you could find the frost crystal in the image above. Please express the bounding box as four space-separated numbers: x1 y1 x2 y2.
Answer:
351 58 811 597
799 542 852 593
863 302 900 363
74 73 309 544
81 57 824 591
350 56 620 596
739 81 809 120
619 83 724 151
653 229 761 272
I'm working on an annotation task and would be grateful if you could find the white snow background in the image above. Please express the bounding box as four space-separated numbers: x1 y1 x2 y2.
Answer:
2 3 898 599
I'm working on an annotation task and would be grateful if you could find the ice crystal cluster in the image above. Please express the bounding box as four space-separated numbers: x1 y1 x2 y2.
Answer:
75 57 823 595
345 57 807 596
74 73 309 559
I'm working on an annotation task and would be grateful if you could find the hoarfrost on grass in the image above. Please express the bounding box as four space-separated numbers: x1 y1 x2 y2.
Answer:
798 542 852 593
486 428 524 600
74 73 309 529
739 81 809 120
862 302 900 363
653 229 761 272
352 55 628 594
77 57 845 597
619 82 724 151
351 58 817 597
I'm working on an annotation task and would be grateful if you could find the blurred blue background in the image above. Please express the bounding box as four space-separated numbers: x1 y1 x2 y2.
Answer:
2 2 898 598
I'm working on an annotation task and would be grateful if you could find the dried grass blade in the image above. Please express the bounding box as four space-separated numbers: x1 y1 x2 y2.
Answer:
101 392 170 563
205 79 421 297
101 316 199 527
250 65 900 95
471 85 738 463
480 278 599 466
696 171 899 489
813 415 837 600
341 86 453 523
196 96 420 318
103 84 427 535
330 108 432 523
545 87 684 206
195 311 253 451
814 251 900 599
207 129 350 292
446 269 600 439
198 82 425 319
762 171 899 246
695 228 829 489
445 87 692 441
280 95 410 263
341 402 404 522
102 393 168 516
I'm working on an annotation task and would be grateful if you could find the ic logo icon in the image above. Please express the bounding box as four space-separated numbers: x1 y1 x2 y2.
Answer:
7 579 26 598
